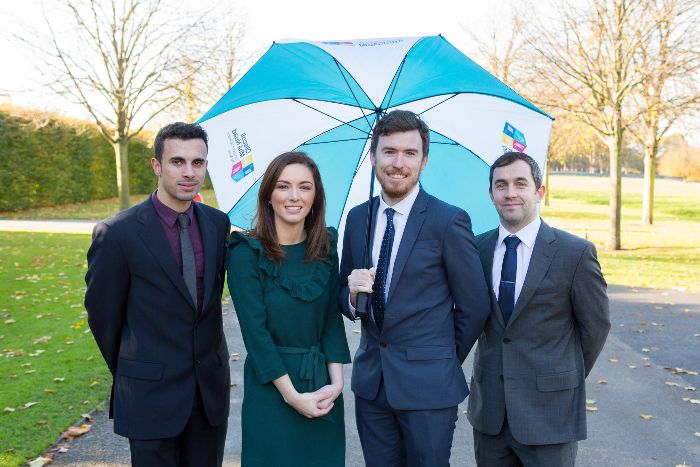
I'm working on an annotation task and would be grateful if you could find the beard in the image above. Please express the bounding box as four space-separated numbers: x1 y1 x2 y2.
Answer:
162 178 201 202
375 167 420 200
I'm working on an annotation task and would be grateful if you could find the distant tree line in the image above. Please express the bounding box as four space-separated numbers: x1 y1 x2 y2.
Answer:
0 104 155 212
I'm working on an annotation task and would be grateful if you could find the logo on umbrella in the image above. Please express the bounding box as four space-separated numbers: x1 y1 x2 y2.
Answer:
502 122 527 152
227 128 254 183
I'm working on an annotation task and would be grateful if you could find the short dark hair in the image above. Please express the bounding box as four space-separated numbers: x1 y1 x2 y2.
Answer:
489 152 543 190
154 122 209 163
370 110 430 158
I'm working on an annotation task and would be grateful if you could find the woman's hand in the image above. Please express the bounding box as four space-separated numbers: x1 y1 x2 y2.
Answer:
272 374 334 418
285 391 335 418
312 383 343 410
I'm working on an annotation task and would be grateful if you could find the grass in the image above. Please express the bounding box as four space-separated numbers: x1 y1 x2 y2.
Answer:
0 232 111 467
543 175 700 291
0 190 219 220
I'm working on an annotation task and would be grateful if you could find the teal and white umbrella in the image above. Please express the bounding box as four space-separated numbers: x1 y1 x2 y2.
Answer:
198 35 553 243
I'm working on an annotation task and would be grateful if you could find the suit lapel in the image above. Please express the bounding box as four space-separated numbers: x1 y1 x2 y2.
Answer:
137 198 197 310
506 220 556 329
195 203 217 314
479 229 506 329
387 189 428 303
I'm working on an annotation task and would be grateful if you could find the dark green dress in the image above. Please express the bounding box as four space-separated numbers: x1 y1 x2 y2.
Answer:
227 228 351 467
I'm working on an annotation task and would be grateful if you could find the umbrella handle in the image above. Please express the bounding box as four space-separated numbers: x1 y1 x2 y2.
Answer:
355 292 369 319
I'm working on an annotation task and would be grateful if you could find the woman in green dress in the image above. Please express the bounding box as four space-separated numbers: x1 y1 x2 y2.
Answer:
227 152 351 466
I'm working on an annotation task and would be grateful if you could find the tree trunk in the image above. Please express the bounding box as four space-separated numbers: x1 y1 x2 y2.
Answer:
607 126 623 250
544 159 550 206
114 139 130 212
642 148 657 225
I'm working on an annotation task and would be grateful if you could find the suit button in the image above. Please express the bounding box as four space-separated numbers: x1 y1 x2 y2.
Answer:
196 358 201 365
380 342 387 348
500 375 504 381
503 338 511 344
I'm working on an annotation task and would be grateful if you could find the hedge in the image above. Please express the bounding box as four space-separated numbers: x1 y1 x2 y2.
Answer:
0 106 212 212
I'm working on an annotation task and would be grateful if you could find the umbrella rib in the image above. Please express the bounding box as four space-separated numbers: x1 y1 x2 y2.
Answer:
303 137 369 146
382 57 407 110
415 93 459 115
292 99 371 136
332 58 374 131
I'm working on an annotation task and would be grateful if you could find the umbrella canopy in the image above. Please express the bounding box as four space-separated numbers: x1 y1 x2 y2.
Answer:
198 35 553 244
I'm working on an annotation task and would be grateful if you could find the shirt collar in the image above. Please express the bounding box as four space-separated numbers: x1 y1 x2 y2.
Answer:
151 190 195 228
497 216 541 250
379 183 421 217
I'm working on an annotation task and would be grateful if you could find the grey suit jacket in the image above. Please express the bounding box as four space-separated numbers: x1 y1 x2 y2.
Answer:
467 219 611 445
339 188 491 410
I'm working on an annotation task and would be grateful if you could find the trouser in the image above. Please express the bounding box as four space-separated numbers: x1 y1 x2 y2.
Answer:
128 382 228 467
355 376 458 467
473 415 577 467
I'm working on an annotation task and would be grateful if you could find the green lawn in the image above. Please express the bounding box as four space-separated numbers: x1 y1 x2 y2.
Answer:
0 232 111 467
543 175 700 291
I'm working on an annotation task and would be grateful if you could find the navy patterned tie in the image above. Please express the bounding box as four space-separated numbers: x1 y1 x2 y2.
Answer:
178 213 198 312
372 208 395 332
498 236 521 326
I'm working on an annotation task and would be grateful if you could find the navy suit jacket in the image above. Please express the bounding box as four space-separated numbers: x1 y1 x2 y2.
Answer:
339 188 491 410
85 196 231 440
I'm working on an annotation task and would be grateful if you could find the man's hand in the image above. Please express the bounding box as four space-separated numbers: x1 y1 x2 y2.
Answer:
349 267 376 308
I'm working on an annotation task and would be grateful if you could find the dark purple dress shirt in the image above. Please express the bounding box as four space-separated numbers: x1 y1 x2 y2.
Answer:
151 191 205 314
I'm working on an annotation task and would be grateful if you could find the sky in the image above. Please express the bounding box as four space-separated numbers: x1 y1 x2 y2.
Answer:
0 0 502 118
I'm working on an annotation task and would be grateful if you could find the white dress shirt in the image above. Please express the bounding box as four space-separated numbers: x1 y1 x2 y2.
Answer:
350 183 421 317
492 217 541 304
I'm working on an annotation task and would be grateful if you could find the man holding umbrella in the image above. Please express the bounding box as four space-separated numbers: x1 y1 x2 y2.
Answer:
340 110 491 466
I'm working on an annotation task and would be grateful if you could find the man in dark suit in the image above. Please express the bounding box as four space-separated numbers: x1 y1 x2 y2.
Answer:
85 122 231 467
467 152 611 466
339 110 491 467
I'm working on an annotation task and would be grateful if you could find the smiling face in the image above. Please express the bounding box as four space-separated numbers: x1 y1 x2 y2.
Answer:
490 159 546 233
370 130 428 206
269 163 316 231
152 138 208 212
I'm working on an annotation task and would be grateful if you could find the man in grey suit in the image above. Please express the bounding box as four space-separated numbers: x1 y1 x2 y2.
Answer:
339 110 491 467
467 152 611 466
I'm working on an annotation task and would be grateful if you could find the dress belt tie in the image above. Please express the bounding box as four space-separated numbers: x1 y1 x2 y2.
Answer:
275 343 333 423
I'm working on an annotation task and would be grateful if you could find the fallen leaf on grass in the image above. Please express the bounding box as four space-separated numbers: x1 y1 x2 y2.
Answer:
686 387 696 391
89 381 99 386
26 370 36 374
689 372 698 376
586 399 596 404
641 321 647 325
690 399 700 404
5 448 13 452
4 407 15 412
85 356 93 361
598 380 608 384
37 420 46 425
629 366 637 369
20 402 37 409
609 359 619 363
640 414 653 419
53 378 64 382
586 406 598 412
80 413 93 421
44 389 56 393
642 348 651 352
682 397 691 401
4 319 16 324
666 382 679 386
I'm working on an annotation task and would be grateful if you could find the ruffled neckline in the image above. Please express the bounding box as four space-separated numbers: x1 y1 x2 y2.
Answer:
229 228 337 302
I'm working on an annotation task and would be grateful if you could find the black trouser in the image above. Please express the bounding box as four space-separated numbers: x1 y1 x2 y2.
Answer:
129 382 227 467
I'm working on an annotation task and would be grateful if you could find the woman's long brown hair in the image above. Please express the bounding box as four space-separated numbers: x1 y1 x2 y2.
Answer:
248 152 330 263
